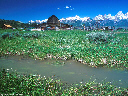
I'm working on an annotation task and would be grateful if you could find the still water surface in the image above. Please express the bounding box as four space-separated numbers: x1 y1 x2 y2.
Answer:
0 56 128 88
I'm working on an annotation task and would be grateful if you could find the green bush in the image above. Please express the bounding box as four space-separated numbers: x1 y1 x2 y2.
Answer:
2 32 10 39
86 32 115 44
15 31 21 37
31 32 41 38
23 32 41 38
1 32 16 39
23 33 32 38
1 32 42 39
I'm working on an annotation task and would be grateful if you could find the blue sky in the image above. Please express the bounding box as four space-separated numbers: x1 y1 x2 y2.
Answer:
0 0 128 23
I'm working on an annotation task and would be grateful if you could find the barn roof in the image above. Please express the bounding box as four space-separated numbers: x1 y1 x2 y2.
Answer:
47 15 60 24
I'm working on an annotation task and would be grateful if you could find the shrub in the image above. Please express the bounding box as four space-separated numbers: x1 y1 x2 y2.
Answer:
2 32 15 39
86 32 115 44
23 32 41 38
15 31 21 37
31 32 41 38
23 33 32 38
8 33 15 39
1 32 42 39
2 32 10 39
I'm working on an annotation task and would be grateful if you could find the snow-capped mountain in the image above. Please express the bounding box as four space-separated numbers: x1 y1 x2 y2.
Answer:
94 11 128 21
30 11 128 27
60 11 128 22
104 14 115 20
60 15 90 22
94 14 104 20
59 11 128 27
94 14 116 21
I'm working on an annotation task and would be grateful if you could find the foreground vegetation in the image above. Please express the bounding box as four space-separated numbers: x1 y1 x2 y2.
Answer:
0 29 128 95
0 68 127 95
0 29 128 70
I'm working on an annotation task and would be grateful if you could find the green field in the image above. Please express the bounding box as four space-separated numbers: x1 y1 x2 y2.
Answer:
0 29 128 70
0 29 128 95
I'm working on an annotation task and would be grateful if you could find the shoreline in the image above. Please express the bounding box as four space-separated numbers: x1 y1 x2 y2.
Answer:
0 54 128 71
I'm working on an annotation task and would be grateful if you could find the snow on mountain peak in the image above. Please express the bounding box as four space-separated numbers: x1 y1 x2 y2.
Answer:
94 14 104 20
31 11 128 24
104 14 115 20
60 11 128 22
65 15 81 20
60 15 90 21
117 11 123 15
114 11 128 20
81 17 90 21
93 11 128 21
125 12 128 16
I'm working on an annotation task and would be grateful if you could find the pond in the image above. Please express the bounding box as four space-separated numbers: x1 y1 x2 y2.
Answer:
0 56 128 88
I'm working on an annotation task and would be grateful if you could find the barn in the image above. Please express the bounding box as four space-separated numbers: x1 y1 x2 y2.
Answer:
47 15 60 29
37 15 72 30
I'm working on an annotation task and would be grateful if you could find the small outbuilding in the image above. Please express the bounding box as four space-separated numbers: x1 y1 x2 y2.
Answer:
2 24 12 29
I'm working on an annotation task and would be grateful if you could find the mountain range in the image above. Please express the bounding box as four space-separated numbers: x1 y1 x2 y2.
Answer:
30 11 128 27
60 11 128 21
59 11 128 27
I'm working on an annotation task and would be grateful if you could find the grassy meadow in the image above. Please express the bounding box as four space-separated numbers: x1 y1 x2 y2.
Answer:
0 29 128 95
0 29 128 70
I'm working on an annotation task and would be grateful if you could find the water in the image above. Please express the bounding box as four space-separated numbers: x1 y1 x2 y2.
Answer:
0 56 128 88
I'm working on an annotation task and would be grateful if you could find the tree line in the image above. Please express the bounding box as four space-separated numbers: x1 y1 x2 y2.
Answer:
0 19 39 28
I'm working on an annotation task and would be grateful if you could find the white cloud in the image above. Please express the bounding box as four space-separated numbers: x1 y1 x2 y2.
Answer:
57 8 61 10
66 6 69 8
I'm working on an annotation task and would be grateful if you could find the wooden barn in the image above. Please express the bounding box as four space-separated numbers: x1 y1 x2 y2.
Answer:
47 15 72 29
36 15 72 30
47 15 60 29
2 24 12 29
